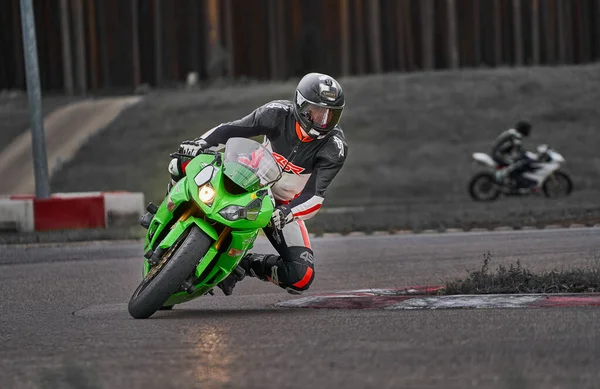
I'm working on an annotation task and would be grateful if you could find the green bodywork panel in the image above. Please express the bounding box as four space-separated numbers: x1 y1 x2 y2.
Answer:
162 228 259 306
186 156 273 229
140 152 275 307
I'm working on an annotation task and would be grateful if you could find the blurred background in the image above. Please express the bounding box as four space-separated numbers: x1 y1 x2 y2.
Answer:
1 0 600 234
1 0 600 94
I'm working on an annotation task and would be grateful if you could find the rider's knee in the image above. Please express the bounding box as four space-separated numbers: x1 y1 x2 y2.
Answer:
287 262 315 292
285 248 315 292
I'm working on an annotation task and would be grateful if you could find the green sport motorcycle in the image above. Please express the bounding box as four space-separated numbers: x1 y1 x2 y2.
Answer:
128 137 283 319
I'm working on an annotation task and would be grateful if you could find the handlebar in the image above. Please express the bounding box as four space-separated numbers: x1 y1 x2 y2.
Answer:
170 150 223 168
169 149 220 159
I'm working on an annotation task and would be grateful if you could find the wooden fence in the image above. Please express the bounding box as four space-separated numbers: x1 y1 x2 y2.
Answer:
1 0 599 93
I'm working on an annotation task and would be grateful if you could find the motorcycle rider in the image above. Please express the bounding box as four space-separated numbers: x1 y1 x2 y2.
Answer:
491 120 533 189
140 72 348 296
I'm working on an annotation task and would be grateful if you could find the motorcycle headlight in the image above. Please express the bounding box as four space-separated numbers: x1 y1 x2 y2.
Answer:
195 165 216 187
245 198 262 221
219 205 246 221
219 199 263 221
198 184 216 205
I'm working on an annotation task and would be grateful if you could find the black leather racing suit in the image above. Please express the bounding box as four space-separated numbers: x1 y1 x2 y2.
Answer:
491 129 531 187
195 100 348 293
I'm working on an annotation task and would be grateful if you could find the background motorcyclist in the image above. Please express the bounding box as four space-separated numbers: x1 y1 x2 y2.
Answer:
491 120 533 189
140 72 348 296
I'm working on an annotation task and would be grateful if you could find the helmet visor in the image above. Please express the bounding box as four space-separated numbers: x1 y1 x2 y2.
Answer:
298 103 343 131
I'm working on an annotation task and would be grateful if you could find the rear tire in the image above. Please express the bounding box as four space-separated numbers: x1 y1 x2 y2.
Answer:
542 171 573 198
468 172 501 201
128 225 212 319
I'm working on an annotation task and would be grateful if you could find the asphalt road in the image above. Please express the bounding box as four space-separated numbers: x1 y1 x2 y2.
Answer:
1 228 599 389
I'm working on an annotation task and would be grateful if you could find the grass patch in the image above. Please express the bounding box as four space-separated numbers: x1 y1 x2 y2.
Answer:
444 252 600 294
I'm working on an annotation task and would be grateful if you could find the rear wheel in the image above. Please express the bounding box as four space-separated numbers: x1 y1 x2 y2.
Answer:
128 225 212 319
542 171 573 198
468 172 501 201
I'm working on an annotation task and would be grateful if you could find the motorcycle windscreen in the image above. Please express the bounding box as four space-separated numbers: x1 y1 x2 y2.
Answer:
223 138 281 192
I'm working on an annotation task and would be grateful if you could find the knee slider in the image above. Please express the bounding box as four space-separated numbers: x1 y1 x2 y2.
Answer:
286 248 315 292
288 262 315 292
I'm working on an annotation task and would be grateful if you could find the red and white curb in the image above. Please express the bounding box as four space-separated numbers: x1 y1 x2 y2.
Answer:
276 287 600 309
0 191 144 232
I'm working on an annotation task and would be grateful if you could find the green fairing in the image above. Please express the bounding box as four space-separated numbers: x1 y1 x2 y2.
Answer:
162 229 260 306
134 138 280 312
186 156 273 229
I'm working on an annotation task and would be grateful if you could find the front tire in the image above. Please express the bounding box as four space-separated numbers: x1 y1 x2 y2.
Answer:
468 172 501 201
542 171 573 198
128 225 212 319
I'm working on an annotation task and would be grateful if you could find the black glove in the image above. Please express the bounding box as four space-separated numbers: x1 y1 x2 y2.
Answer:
271 205 293 230
178 139 208 157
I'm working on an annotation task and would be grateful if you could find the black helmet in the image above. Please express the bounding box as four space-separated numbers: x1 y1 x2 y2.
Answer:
293 72 345 138
515 120 532 137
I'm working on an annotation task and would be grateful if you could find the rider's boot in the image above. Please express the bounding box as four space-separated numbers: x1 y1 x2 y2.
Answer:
216 253 264 295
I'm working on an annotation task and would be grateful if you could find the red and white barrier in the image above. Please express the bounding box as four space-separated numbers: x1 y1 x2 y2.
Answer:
0 192 144 232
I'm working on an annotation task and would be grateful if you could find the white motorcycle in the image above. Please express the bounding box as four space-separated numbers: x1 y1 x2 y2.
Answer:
468 144 573 201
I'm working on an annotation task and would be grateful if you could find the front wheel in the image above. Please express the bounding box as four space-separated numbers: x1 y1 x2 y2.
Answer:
128 225 212 319
542 171 573 198
468 172 501 201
